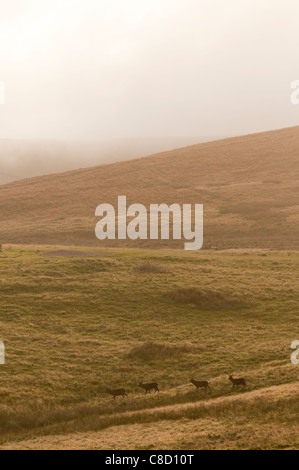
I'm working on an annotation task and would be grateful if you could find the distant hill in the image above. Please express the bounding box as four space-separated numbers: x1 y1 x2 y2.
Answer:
0 136 220 185
0 127 298 249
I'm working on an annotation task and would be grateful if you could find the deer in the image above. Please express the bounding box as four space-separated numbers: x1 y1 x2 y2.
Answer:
105 388 128 400
229 375 246 388
139 381 159 394
190 378 210 392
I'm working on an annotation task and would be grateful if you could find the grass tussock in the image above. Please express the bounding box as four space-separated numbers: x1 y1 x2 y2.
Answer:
134 262 168 274
164 288 249 310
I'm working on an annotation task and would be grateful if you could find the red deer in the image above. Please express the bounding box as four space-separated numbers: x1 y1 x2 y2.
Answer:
229 375 246 388
139 381 159 394
105 388 128 400
190 378 210 392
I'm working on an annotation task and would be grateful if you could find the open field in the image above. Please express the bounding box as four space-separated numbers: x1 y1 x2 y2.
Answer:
0 246 298 449
0 127 299 250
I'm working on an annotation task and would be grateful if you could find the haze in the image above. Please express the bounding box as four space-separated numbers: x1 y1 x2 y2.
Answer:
0 0 298 182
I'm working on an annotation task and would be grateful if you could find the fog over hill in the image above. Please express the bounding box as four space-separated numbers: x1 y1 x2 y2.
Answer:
0 136 221 185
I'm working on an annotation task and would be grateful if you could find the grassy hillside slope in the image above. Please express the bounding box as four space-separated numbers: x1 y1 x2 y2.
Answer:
0 246 298 449
0 127 299 249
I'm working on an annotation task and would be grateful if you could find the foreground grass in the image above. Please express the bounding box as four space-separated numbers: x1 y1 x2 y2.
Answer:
0 246 298 449
2 382 298 450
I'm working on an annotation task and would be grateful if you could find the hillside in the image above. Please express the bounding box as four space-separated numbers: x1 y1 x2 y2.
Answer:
0 247 298 449
0 126 299 249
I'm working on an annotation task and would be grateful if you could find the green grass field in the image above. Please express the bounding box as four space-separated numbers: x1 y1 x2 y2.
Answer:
0 246 298 449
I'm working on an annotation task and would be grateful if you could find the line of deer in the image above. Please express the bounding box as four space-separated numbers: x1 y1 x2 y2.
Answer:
105 374 247 400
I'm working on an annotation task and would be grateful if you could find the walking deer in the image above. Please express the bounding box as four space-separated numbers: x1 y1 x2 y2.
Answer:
190 379 210 392
229 375 246 388
105 388 128 400
139 381 159 394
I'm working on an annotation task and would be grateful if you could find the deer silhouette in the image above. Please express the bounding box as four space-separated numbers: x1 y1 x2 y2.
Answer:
139 381 159 394
229 375 246 388
190 378 210 392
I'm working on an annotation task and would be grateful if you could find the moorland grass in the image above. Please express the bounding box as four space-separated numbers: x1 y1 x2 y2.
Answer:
0 246 298 448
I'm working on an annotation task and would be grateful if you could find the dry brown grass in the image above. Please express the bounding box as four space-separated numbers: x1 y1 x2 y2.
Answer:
0 247 298 449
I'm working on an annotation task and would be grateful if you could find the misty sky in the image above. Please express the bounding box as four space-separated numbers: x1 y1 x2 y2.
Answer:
0 0 299 141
